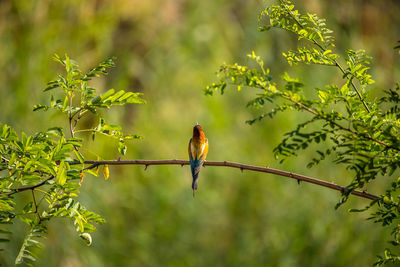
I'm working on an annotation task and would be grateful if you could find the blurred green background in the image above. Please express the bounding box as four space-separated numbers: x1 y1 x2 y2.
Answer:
1 0 400 266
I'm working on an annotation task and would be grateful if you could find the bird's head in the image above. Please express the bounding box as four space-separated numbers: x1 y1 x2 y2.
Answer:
193 124 205 140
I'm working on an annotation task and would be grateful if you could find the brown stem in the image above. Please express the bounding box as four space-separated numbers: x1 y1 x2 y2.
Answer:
5 160 378 201
31 189 42 222
67 93 80 152
8 176 54 196
79 159 378 200
72 111 81 132
72 109 87 133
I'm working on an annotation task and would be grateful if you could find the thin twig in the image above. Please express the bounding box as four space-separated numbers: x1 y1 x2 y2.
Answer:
7 176 54 196
72 109 88 132
67 92 81 152
68 93 74 138
31 189 42 222
72 111 81 132
83 163 100 171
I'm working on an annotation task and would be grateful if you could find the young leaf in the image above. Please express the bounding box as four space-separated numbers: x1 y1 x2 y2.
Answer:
102 165 110 180
56 160 67 185
79 233 92 246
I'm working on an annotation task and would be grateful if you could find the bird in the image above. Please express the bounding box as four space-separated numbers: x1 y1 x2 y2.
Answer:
188 123 208 197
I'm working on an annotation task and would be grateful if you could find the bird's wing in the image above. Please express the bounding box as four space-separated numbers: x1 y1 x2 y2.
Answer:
188 138 193 161
193 139 208 175
189 138 198 177
200 139 208 162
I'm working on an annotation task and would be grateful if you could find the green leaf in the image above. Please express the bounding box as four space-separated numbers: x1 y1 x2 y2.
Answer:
107 90 125 102
0 229 12 234
73 150 85 164
62 96 69 111
67 137 83 147
90 96 101 105
124 93 146 104
85 169 98 177
318 90 327 103
340 82 349 95
118 141 127 155
15 224 46 265
33 104 49 112
100 89 115 100
44 81 60 92
56 160 67 185
102 165 110 180
53 53 64 65
22 202 33 213
74 216 85 232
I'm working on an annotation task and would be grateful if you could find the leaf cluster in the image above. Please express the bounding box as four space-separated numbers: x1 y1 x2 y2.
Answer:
206 0 400 264
0 55 144 264
34 54 145 155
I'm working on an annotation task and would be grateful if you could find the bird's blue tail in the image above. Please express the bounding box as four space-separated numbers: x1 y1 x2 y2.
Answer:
190 159 201 195
192 177 199 190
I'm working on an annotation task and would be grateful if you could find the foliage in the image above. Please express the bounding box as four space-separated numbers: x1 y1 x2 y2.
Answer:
14 224 46 266
206 0 400 264
0 55 144 264
1 0 399 266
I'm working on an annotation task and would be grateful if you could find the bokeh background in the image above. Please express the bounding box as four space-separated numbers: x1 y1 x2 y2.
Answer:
1 0 400 266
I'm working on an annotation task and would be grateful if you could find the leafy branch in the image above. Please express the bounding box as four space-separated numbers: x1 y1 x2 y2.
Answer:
0 55 145 265
263 0 372 112
14 224 46 266
206 0 400 265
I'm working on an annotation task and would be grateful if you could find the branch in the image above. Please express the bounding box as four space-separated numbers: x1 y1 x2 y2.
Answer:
283 95 399 151
7 176 54 196
281 1 371 113
334 64 371 113
5 160 378 201
80 159 378 200
31 189 42 222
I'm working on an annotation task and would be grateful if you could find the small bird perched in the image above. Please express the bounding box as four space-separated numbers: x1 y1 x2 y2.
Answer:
188 123 208 197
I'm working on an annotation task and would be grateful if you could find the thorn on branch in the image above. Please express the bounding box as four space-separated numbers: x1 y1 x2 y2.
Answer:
297 179 301 185
144 165 148 171
240 167 243 173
